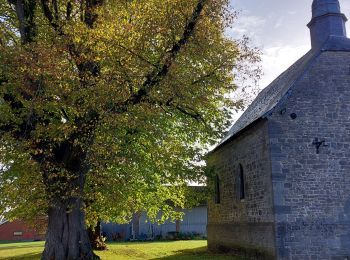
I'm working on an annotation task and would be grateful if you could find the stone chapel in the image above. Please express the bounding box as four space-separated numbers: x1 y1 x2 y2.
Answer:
207 0 350 259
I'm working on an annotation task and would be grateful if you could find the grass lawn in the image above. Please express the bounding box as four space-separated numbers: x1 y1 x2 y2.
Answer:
0 240 243 259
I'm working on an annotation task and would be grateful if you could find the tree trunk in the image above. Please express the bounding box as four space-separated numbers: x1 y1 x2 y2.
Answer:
88 221 107 251
42 197 97 260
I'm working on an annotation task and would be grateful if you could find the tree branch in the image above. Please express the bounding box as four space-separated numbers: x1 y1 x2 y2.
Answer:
8 0 37 44
114 0 207 113
41 0 62 34
84 0 104 28
174 105 204 122
117 44 157 68
66 1 73 20
52 0 59 21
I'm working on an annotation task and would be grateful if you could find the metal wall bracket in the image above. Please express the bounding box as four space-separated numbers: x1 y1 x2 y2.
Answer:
312 138 328 154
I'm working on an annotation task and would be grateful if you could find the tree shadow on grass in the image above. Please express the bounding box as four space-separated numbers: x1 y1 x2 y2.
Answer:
2 252 42 260
152 246 245 260
0 245 43 250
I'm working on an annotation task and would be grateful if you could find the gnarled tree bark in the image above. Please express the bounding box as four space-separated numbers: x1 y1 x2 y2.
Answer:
4 1 208 259
88 221 107 251
42 197 94 260
40 109 99 260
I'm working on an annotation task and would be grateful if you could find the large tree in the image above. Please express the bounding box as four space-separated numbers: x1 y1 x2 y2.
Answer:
0 0 259 259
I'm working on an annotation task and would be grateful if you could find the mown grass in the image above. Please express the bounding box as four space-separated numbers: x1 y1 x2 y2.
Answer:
0 240 242 259
0 241 44 259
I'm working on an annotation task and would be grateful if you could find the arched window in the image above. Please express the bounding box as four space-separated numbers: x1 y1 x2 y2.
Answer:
239 164 245 200
214 174 221 204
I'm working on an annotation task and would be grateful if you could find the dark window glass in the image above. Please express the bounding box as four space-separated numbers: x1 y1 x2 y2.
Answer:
239 164 245 200
215 174 221 204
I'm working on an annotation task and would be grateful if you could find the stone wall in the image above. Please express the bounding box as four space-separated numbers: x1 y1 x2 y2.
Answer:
268 51 350 259
207 119 276 258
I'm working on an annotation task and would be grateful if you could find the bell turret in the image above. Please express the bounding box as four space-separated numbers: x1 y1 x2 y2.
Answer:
308 0 347 49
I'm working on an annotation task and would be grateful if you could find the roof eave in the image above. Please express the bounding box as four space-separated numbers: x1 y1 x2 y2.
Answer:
209 117 266 154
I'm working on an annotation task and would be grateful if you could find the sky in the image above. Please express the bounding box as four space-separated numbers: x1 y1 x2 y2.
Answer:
228 0 350 90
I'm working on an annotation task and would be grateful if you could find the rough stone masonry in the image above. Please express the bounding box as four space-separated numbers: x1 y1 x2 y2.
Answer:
207 0 350 259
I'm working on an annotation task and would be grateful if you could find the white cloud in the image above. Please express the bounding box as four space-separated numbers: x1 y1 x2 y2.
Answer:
227 13 266 41
337 0 350 32
259 44 310 88
274 17 284 29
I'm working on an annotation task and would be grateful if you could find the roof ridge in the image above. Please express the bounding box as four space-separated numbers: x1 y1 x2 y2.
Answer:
213 35 350 151
215 49 320 148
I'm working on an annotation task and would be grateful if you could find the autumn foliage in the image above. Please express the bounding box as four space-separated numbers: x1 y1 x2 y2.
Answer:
0 0 259 259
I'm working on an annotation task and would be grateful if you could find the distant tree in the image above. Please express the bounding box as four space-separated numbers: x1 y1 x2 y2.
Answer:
0 0 260 259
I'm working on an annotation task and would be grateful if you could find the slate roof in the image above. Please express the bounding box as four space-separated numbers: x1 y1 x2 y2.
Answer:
215 36 350 149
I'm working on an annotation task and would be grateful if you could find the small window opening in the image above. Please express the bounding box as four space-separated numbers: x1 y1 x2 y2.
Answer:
239 164 245 200
215 174 221 204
